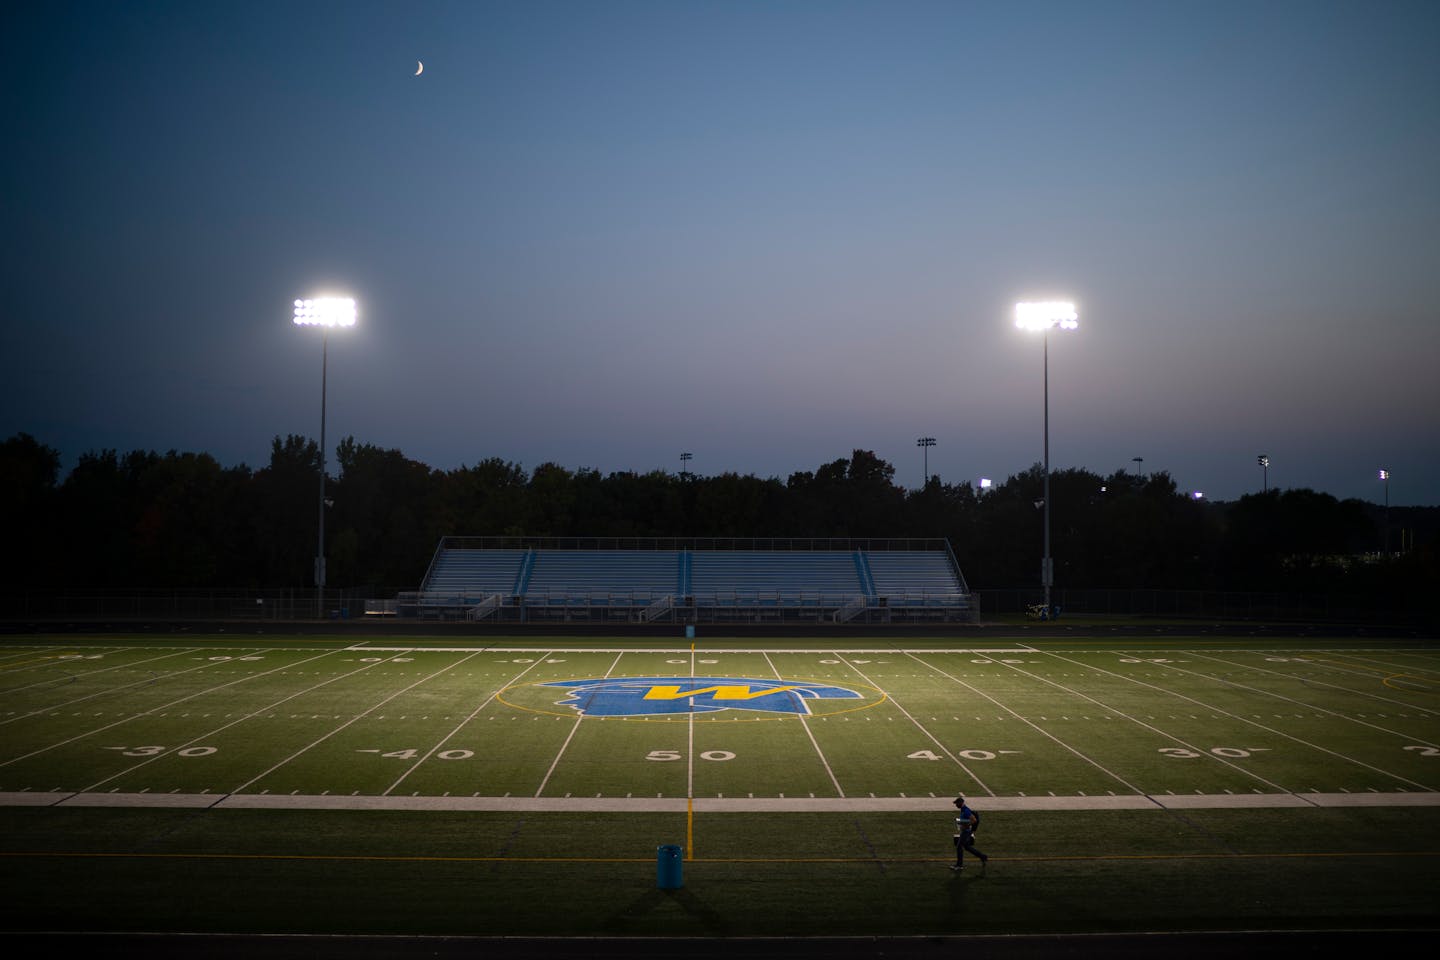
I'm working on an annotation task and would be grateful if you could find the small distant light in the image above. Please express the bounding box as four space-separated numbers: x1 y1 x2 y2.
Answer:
1379 469 1389 480
979 478 992 490
1100 485 1108 493
1192 491 1205 500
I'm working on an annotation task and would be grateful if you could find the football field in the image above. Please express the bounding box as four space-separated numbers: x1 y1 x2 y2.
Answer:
2 630 1438 942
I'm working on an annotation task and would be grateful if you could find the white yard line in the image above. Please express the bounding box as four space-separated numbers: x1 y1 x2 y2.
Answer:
977 653 1301 796
687 644 696 801
386 655 557 797
226 651 487 796
1039 650 1436 793
0 648 211 723
1183 651 1440 734
78 651 425 793
763 651 844 798
1246 649 1440 691
839 654 993 796
905 652 1145 797
0 644 124 679
1320 650 1440 678
532 652 624 799
0 644 79 666
0 647 345 769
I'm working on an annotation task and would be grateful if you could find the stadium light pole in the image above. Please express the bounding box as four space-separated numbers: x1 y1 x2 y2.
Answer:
1259 455 1269 493
293 296 357 618
1015 301 1078 614
680 451 693 480
917 437 936 488
1379 469 1390 554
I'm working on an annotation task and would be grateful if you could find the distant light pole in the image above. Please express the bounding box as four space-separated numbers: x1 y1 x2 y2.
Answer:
679 451 693 480
1258 455 1270 493
1379 469 1390 553
916 437 936 488
1132 457 1144 481
1015 300 1078 614
293 296 357 618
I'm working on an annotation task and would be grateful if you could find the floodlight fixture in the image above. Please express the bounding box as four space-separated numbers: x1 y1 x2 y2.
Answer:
293 297 357 328
1014 301 1078 332
1258 454 1270 493
1192 491 1205 501
979 477 992 492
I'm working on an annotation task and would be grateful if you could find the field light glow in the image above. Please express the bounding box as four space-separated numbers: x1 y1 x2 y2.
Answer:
293 297 357 327
1015 301 1078 331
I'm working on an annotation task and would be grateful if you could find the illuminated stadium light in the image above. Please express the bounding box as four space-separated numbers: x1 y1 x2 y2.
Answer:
293 297 357 327
1192 491 1205 501
293 295 357 618
1014 301 1078 331
979 477 992 491
1014 299 1078 614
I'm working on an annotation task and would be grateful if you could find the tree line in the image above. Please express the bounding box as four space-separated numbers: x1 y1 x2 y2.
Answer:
2 433 1433 610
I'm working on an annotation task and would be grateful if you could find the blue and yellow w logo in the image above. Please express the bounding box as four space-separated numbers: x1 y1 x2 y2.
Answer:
541 676 863 717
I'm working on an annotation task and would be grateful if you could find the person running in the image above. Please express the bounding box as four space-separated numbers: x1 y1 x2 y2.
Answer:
951 796 988 871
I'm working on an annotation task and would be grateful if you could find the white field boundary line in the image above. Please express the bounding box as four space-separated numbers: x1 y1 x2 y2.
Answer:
763 651 844 798
532 652 623 799
904 653 1145 799
1039 650 1437 793
347 644 1435 655
5 790 1437 812
77 652 426 793
0 647 345 770
224 651 488 796
348 647 1052 655
0 648 208 719
838 654 993 797
1184 651 1440 731
970 653 1302 798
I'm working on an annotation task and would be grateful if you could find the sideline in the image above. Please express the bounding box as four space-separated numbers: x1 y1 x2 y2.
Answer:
3 790 1437 812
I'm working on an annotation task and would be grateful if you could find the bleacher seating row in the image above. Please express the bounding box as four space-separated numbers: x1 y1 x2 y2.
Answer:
407 540 972 623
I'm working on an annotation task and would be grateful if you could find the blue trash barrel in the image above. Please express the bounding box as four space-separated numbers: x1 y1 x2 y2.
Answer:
684 625 695 640
656 843 683 889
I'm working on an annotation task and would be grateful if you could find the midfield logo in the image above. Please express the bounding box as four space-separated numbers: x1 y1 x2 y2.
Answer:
541 676 864 718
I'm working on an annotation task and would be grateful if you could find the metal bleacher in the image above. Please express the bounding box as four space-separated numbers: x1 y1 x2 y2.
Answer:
403 537 973 624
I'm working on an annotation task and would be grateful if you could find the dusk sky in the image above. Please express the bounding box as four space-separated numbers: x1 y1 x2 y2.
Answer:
5 0 1438 505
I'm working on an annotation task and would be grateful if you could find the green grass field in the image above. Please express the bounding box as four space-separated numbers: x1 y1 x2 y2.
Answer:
2 630 1438 941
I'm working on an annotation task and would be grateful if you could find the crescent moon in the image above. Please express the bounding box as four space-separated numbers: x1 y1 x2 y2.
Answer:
415 60 424 76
